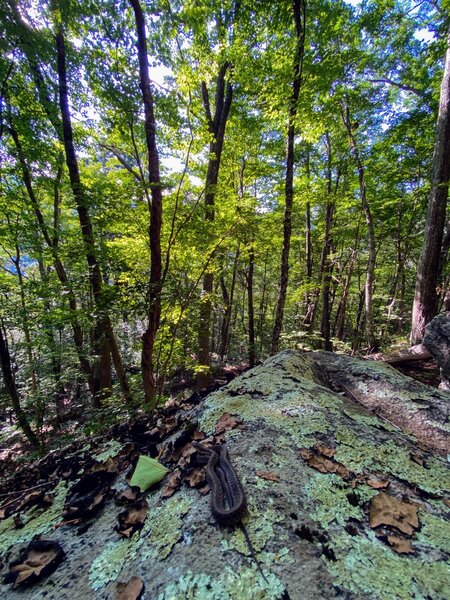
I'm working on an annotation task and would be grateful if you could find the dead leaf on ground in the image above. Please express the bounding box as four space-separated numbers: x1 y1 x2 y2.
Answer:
369 492 419 535
161 470 182 498
300 448 350 479
115 575 144 600
0 489 53 520
366 479 389 489
4 540 65 588
90 457 118 474
192 430 205 441
185 467 206 488
157 416 179 433
63 471 114 519
256 471 280 482
116 487 140 504
443 499 450 508
215 413 245 435
386 535 414 554
116 499 148 538
315 445 335 458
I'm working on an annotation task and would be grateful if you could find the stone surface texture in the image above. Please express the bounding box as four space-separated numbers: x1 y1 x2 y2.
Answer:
0 350 449 600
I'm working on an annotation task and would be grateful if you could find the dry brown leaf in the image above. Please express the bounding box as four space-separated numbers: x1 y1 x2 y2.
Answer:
369 493 419 535
315 445 336 458
115 576 144 600
116 488 140 504
6 540 65 588
386 535 414 554
192 430 205 441
256 471 280 482
91 457 118 473
215 413 244 435
443 499 450 508
198 484 210 495
161 470 182 498
116 500 148 538
299 448 313 460
367 479 389 489
310 455 350 478
185 467 206 488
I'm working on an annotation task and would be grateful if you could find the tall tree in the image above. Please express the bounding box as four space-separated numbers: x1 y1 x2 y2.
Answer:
410 24 450 344
197 62 233 386
271 0 306 354
53 2 131 404
129 0 163 407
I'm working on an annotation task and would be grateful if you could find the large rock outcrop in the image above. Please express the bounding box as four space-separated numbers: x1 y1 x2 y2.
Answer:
0 350 449 599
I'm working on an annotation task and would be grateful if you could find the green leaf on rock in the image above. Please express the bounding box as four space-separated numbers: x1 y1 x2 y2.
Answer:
129 456 168 492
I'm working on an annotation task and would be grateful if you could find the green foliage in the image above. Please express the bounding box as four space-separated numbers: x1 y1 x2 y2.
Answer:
0 0 445 440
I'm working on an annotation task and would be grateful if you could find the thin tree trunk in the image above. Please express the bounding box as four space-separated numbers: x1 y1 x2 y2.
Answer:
55 14 131 404
271 0 306 354
197 63 233 387
219 247 240 360
320 133 335 351
410 25 450 344
342 103 377 351
8 124 95 395
247 242 256 367
258 250 269 355
10 241 38 392
0 322 39 448
128 0 163 408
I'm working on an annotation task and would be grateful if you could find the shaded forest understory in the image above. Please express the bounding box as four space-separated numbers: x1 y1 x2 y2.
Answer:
0 0 449 453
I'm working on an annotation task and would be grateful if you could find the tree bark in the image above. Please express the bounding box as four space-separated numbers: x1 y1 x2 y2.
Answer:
8 124 95 395
410 25 450 344
129 0 163 408
219 247 240 360
271 0 306 354
342 103 377 351
197 63 233 388
55 18 131 404
319 133 335 351
0 322 39 449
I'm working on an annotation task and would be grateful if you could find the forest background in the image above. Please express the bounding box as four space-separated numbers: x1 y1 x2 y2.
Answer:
0 0 449 450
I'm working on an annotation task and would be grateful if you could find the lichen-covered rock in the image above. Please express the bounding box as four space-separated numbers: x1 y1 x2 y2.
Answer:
423 312 450 390
0 350 449 600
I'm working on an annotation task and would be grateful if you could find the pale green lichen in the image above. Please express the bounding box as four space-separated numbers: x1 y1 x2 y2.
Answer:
93 439 123 462
0 482 67 555
89 537 137 591
88 494 192 591
327 531 450 600
157 566 285 600
305 473 377 527
141 494 192 561
229 500 282 557
417 511 450 554
334 430 449 494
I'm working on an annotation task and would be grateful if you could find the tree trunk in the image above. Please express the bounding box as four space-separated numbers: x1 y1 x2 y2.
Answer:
219 247 240 360
410 25 450 344
8 123 95 396
128 0 163 407
271 0 306 354
55 13 131 405
342 103 377 351
0 322 39 449
320 133 335 351
247 242 256 368
197 63 233 388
